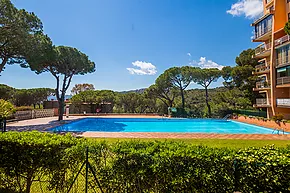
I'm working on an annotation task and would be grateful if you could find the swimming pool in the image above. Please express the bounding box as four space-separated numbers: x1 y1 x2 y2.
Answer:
50 118 276 134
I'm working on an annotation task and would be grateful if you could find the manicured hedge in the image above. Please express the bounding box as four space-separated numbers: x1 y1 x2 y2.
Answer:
1 132 290 192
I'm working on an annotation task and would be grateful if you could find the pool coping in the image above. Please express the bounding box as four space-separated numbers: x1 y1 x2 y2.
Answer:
81 132 290 140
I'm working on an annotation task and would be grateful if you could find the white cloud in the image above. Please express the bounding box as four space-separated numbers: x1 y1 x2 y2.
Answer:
226 0 263 19
190 57 224 70
187 53 191 57
127 61 157 75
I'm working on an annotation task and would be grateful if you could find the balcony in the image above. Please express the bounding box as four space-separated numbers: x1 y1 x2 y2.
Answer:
276 56 290 68
277 99 290 107
253 81 271 91
253 26 272 42
253 62 270 75
254 98 271 108
277 76 290 86
275 35 290 47
254 43 271 58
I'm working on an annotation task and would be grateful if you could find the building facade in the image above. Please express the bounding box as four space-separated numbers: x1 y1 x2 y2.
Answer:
253 0 290 118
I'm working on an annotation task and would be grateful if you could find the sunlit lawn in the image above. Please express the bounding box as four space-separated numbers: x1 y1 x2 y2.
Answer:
91 138 290 148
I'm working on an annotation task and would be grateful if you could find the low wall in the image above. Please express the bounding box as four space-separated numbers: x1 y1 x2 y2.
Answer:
15 109 55 121
69 113 161 117
234 116 290 132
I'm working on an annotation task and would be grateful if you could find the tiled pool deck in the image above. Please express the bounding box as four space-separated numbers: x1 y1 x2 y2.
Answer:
6 116 290 140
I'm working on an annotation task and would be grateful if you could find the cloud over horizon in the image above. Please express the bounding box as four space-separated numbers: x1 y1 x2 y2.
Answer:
190 57 224 70
127 61 157 75
226 0 263 19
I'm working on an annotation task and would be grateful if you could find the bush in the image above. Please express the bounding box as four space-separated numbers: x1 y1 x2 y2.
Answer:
1 132 290 192
15 106 34 111
0 131 82 193
0 100 15 118
272 113 284 122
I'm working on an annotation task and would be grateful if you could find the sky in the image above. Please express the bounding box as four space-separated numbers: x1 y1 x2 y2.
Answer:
0 0 263 92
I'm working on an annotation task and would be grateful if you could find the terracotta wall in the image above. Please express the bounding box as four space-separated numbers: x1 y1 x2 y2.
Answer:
235 116 290 132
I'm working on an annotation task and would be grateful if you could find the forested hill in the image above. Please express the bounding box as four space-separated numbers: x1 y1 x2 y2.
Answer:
118 88 146 94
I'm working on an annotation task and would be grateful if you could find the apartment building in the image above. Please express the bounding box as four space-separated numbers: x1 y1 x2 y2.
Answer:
252 0 290 118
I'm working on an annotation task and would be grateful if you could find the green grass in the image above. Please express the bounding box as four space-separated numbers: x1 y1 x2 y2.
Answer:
91 138 290 148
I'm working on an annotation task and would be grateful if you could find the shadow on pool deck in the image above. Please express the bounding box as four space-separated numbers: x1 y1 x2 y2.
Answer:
6 120 75 132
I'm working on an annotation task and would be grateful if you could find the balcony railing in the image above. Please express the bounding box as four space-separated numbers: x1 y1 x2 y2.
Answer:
274 34 290 47
253 26 272 40
277 99 290 106
256 81 270 89
256 98 271 106
266 0 273 4
277 77 290 85
276 56 290 68
255 42 271 56
254 62 270 73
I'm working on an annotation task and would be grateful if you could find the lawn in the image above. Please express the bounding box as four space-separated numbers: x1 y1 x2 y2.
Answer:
92 138 290 148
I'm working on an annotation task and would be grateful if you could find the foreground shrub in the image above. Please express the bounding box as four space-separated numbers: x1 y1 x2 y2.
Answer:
1 132 290 192
0 131 82 193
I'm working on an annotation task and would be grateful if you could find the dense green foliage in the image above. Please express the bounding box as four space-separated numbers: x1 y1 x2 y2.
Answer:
71 83 95 95
69 86 254 117
0 84 53 108
0 99 15 118
0 0 44 73
28 46 96 121
285 21 290 35
1 132 290 192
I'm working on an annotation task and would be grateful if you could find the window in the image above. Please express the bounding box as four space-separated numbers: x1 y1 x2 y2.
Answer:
254 15 273 38
276 44 290 66
288 13 290 20
277 66 290 78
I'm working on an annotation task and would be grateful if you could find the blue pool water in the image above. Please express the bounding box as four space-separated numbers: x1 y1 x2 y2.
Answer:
50 118 276 134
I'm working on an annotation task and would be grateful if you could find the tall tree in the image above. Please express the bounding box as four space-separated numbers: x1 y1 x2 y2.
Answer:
163 66 193 109
192 68 221 117
28 46 95 121
146 72 178 108
222 49 259 103
0 0 44 73
71 83 95 95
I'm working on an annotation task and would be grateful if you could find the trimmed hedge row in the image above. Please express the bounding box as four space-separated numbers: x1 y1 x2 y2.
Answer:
1 132 290 192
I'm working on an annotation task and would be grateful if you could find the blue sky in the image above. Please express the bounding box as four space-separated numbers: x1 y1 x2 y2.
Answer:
0 0 263 92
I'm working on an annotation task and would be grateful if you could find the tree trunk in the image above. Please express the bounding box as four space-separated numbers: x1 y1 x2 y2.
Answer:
205 86 211 117
25 172 33 193
58 100 64 121
0 57 8 73
180 88 185 109
33 104 36 109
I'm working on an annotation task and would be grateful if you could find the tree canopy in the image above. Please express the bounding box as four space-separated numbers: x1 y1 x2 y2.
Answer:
163 66 193 109
28 45 95 120
192 68 222 117
71 83 95 95
0 0 44 73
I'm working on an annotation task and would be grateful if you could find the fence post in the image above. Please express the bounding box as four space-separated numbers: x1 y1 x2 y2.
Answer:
85 147 89 193
3 118 6 132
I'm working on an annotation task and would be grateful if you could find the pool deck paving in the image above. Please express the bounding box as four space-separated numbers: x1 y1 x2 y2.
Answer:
6 116 290 140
